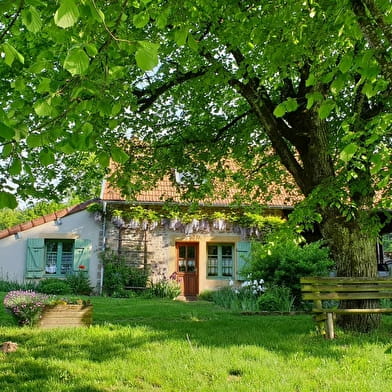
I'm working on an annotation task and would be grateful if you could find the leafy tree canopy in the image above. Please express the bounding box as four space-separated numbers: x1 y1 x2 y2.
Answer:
1 0 391 331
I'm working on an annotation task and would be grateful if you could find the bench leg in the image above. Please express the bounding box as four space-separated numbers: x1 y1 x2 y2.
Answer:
326 312 334 339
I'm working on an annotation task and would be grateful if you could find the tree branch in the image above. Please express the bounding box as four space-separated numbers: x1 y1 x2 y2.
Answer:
350 0 392 83
134 69 208 112
0 0 24 43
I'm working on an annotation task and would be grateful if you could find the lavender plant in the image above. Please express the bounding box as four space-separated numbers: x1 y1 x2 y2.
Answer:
3 290 51 326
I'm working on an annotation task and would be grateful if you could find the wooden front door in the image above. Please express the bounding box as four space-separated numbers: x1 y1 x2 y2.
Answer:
176 242 199 297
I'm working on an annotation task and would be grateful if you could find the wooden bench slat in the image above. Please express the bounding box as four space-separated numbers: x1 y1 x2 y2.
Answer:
301 277 392 284
303 292 392 301
301 284 392 292
312 308 392 314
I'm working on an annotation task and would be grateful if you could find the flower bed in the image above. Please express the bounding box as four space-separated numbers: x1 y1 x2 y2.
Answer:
3 290 92 328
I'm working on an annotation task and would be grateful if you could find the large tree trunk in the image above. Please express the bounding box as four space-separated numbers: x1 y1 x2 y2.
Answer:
321 211 381 332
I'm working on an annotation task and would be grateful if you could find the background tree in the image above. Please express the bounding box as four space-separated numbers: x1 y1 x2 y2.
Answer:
0 0 391 330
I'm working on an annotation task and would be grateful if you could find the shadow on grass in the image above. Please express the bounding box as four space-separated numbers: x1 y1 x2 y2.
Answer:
2 297 392 367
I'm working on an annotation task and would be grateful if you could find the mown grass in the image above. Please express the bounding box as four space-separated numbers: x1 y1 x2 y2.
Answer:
1 293 392 391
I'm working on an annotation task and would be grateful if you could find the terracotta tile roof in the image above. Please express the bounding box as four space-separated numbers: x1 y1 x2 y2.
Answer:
0 199 99 240
102 175 300 208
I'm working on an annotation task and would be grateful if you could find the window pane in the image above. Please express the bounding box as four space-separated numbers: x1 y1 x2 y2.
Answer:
222 246 232 256
208 245 218 256
207 257 218 276
222 256 233 277
187 246 195 259
45 241 57 274
179 246 186 259
60 243 73 275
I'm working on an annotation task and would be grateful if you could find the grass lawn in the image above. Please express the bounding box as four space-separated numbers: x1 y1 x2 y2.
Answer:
1 294 392 391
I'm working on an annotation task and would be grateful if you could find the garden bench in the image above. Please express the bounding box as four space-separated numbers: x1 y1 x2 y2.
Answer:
300 277 392 339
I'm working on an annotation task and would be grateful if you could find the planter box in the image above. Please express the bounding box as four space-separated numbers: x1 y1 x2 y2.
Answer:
37 304 93 329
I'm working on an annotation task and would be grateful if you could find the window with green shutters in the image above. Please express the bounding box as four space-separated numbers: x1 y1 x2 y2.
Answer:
26 238 91 278
207 244 234 279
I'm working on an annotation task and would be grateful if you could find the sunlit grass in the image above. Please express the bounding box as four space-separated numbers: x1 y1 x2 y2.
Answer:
1 294 392 391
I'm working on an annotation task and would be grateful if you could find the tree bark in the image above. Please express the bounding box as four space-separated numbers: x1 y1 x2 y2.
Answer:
321 210 381 331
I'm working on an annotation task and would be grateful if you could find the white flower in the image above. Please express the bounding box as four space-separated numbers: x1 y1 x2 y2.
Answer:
253 280 258 285
234 289 240 294
252 290 257 295
259 279 264 284
229 280 234 286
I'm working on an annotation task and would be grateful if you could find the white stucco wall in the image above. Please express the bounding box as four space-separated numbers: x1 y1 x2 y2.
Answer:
0 210 102 289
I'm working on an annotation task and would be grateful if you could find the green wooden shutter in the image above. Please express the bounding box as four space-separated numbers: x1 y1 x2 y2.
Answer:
73 239 92 272
26 238 45 278
236 241 251 281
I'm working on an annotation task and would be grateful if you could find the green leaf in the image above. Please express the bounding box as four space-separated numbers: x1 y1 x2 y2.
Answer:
330 74 345 95
156 12 168 29
135 41 159 71
305 73 315 87
285 98 298 112
338 54 352 74
174 28 188 46
0 122 15 140
12 78 26 92
84 43 98 57
305 91 323 110
39 149 55 166
111 102 122 116
54 0 80 28
370 154 383 175
1 43 24 66
34 100 53 117
21 6 42 33
37 78 52 93
273 103 286 118
318 100 335 119
0 192 17 209
340 143 358 163
111 147 129 164
64 48 90 75
9 158 22 175
97 151 110 167
26 134 42 148
133 11 149 28
1 144 12 158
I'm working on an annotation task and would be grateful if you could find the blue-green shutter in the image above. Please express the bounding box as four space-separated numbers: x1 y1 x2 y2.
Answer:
236 241 251 280
73 239 92 272
26 238 45 278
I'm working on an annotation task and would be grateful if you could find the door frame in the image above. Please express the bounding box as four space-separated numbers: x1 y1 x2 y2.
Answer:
175 242 199 297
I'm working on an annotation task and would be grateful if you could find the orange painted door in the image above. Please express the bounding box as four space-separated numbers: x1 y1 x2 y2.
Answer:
176 242 199 296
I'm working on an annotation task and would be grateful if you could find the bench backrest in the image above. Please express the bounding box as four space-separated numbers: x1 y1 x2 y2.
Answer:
300 277 392 301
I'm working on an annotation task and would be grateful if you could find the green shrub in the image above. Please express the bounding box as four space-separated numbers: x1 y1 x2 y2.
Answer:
149 278 181 299
66 272 93 295
257 285 295 312
244 230 334 307
128 267 149 288
36 278 71 295
100 250 131 297
198 290 215 301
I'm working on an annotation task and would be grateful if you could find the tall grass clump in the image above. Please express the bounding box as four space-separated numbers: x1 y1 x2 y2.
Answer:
211 279 265 312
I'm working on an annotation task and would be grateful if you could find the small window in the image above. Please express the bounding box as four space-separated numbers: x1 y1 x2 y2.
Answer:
26 238 91 279
45 239 74 276
207 244 233 279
